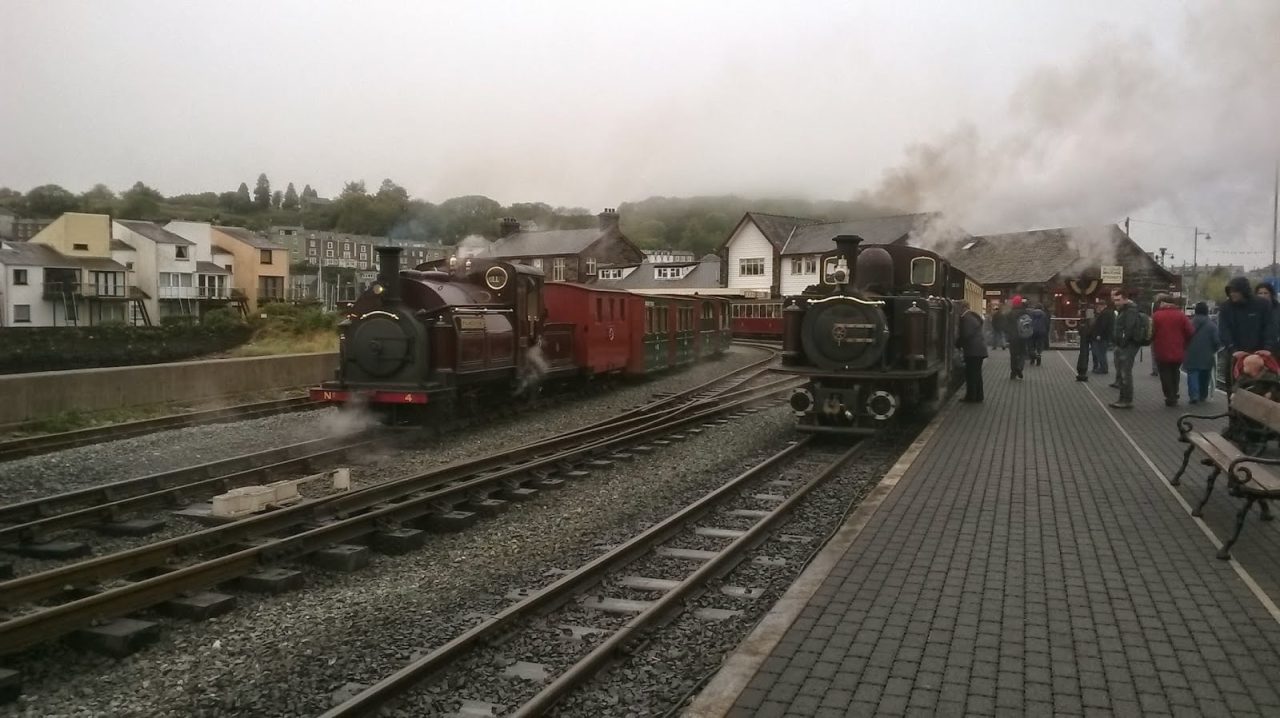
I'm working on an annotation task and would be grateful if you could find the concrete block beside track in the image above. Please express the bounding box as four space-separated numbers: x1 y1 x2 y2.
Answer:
0 352 337 425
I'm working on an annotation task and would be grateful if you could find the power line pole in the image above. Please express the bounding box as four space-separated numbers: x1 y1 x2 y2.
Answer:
1272 160 1278 275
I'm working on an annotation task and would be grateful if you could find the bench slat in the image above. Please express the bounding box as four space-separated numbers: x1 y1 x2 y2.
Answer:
1230 389 1280 432
1185 431 1280 495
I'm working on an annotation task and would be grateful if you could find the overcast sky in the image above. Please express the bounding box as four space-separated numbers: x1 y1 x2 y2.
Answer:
2 1 1277 265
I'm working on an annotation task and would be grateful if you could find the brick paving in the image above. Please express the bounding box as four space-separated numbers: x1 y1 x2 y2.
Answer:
727 349 1280 717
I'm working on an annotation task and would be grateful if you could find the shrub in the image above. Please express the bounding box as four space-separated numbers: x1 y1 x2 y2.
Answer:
202 307 244 331
0 324 254 373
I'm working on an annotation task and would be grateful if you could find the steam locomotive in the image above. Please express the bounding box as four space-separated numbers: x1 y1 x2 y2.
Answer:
310 247 732 423
779 235 982 435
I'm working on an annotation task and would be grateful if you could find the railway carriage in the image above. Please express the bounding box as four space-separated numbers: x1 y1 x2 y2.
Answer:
730 298 784 340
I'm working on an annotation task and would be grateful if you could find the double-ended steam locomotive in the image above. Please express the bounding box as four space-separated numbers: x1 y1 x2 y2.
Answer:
780 235 982 435
310 247 732 423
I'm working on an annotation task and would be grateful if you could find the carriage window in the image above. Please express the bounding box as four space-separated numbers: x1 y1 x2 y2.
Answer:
620 300 625 320
910 257 937 286
596 298 603 320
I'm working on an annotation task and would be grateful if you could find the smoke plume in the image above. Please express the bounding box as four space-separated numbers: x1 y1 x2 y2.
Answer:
865 2 1280 255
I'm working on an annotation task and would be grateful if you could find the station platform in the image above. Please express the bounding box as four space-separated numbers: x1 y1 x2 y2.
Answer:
689 349 1280 717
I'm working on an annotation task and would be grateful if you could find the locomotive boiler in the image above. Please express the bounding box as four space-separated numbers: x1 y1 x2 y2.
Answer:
779 235 979 435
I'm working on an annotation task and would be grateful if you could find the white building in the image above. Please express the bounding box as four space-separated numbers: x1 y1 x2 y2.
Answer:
717 211 946 297
164 221 239 312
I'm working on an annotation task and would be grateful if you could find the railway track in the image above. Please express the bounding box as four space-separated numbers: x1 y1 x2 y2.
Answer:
320 436 860 717
0 395 319 462
0 349 779 549
0 359 798 658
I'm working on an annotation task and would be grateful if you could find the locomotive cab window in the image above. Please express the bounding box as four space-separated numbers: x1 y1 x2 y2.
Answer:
822 257 844 284
910 257 937 286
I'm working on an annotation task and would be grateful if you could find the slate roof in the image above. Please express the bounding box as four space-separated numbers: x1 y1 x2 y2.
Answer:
597 256 722 291
214 226 287 250
745 212 823 249
117 220 194 246
197 261 230 275
110 239 135 251
79 257 128 272
0 241 76 267
489 228 605 258
943 224 1151 285
781 213 942 256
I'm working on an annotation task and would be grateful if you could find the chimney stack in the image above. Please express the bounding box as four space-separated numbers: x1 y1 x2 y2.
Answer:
499 217 521 238
376 246 402 302
598 208 619 231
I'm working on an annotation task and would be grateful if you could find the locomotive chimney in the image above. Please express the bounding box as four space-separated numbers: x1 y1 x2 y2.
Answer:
376 246 402 301
499 217 521 238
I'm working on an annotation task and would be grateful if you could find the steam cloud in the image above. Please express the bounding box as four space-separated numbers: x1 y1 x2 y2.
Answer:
865 2 1280 257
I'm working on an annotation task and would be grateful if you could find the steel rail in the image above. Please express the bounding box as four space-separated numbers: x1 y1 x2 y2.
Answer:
319 438 816 718
511 441 862 717
0 396 318 462
0 380 796 654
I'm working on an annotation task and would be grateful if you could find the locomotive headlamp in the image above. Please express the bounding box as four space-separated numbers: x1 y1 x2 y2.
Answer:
465 258 473 271
371 283 385 295
449 255 458 269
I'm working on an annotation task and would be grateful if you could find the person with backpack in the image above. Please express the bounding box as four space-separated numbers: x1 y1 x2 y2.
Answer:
1028 303 1049 366
1151 294 1194 406
1109 287 1149 409
1008 295 1032 380
1183 301 1221 404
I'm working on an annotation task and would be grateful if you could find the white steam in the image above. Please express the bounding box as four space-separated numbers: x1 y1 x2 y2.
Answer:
864 3 1280 254
455 235 493 260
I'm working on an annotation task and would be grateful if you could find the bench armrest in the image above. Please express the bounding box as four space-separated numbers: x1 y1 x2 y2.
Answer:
1177 412 1229 441
1228 455 1280 486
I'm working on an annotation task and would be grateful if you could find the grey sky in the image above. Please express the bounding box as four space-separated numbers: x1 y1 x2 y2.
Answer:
2 1 1277 265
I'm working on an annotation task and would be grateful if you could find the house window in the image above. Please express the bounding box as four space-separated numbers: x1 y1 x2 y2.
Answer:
804 256 817 273
225 264 234 273
14 305 31 323
597 268 623 280
326 241 335 250
739 257 765 276
326 249 335 258
175 246 189 260
260 250 273 264
585 258 597 276
790 258 802 275
73 243 89 251
552 258 566 282
12 269 26 285
656 267 682 280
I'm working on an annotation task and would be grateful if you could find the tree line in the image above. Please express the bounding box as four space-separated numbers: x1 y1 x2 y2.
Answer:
0 179 894 255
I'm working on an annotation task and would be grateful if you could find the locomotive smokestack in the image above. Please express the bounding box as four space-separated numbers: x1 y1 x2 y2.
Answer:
376 246 402 301
833 234 864 268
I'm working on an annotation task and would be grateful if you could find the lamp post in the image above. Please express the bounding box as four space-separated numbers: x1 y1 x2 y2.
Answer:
1192 227 1210 304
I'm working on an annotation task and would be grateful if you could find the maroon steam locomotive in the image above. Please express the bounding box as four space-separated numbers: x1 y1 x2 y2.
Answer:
310 247 731 422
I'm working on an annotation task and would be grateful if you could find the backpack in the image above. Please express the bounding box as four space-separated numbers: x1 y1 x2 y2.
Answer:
1133 312 1153 347
1016 313 1034 339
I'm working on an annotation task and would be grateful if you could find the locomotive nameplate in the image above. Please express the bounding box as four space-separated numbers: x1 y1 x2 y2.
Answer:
456 315 485 330
832 322 877 346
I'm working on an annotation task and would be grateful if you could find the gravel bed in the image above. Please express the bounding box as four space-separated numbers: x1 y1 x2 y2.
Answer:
1 386 793 718
551 427 925 718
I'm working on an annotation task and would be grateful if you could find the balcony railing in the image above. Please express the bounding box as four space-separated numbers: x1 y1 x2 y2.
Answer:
42 282 131 300
159 286 199 300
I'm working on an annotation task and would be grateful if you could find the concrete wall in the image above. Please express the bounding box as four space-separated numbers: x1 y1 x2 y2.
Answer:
0 352 337 425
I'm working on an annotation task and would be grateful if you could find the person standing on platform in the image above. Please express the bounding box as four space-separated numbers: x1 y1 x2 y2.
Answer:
989 302 1007 350
1110 288 1144 409
1256 281 1280 348
1219 276 1272 356
957 302 988 402
1008 295 1031 380
1028 302 1049 366
1091 298 1114 377
1152 294 1194 406
1184 301 1221 404
1075 305 1097 381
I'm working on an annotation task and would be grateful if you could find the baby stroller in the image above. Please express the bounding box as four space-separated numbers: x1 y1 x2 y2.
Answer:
1224 350 1280 451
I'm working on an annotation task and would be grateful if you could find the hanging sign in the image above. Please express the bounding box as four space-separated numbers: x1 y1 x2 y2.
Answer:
1100 265 1124 284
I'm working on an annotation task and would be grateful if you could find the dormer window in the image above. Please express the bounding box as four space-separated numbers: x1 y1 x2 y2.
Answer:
175 246 189 260
73 243 89 251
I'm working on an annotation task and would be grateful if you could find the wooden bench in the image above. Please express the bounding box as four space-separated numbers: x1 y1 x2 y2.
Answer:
1172 386 1280 560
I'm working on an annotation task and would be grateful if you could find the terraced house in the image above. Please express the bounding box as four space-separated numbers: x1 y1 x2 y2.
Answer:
0 213 141 326
485 209 645 283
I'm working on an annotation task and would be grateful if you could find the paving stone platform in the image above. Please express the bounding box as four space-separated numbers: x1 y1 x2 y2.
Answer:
706 349 1280 717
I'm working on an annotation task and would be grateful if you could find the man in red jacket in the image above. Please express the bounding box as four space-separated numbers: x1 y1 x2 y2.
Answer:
1152 294 1194 406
